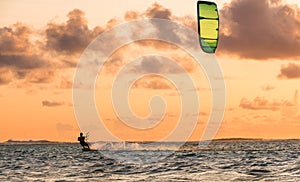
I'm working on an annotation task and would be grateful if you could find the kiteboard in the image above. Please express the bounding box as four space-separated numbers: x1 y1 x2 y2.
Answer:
82 148 97 152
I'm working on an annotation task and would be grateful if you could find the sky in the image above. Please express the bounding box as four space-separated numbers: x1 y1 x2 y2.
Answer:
0 0 300 142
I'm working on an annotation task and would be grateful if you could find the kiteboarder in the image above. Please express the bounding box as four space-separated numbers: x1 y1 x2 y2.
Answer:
78 132 90 149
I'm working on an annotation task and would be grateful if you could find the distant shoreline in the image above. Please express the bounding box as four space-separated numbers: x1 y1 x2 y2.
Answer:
2 138 300 145
1 139 76 145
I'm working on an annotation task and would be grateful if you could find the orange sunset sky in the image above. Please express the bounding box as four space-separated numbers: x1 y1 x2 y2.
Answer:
0 0 300 142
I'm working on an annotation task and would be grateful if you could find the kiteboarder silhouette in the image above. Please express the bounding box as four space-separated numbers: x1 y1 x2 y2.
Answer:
78 132 90 150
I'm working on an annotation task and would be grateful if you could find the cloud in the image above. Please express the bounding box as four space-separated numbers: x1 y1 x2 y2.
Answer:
146 4 185 47
45 9 103 54
42 100 64 107
0 77 10 85
124 3 197 49
59 78 73 89
0 21 52 85
0 8 106 87
0 23 32 54
0 69 14 85
132 75 173 90
261 85 275 91
0 54 48 70
219 0 300 59
0 4 198 87
28 70 54 84
124 11 140 21
240 97 294 111
144 3 172 19
278 63 300 79
131 56 184 74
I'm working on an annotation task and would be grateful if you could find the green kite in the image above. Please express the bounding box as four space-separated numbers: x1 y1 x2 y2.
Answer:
197 1 219 53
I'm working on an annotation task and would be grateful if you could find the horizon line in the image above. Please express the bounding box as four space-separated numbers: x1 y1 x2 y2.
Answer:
2 137 300 144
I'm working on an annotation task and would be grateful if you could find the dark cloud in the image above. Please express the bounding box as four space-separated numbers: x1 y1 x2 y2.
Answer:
125 3 197 31
42 100 64 107
131 56 184 74
0 9 99 86
0 54 48 69
0 21 52 85
28 70 54 84
45 9 103 54
61 59 78 68
0 23 32 53
219 0 300 59
132 76 173 90
278 63 300 79
240 97 294 111
0 77 9 85
144 3 172 19
125 3 192 48
102 54 124 74
146 3 182 45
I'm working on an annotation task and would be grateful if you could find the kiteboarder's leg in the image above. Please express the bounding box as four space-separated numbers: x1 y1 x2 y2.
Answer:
80 141 87 149
82 141 90 149
85 142 90 149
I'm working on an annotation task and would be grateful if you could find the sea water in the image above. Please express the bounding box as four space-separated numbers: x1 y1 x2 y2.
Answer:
1 140 300 181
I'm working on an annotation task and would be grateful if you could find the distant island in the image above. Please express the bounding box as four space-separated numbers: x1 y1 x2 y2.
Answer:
2 139 75 145
212 138 263 142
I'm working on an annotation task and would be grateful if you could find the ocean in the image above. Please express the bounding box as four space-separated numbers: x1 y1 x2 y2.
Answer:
1 140 300 181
